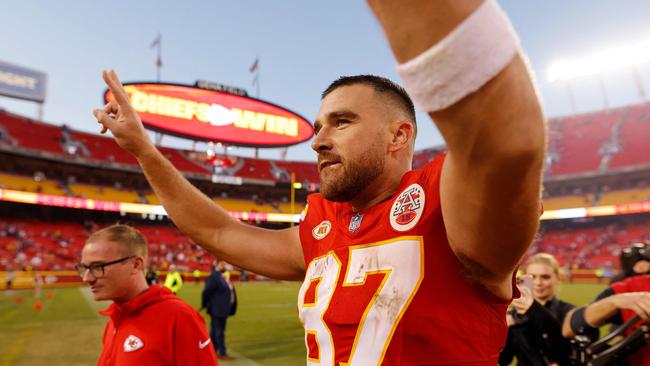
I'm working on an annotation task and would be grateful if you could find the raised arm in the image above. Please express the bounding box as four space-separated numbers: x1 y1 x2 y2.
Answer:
368 0 545 298
93 70 305 280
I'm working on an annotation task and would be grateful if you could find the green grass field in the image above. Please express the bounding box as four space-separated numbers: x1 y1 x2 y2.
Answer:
0 281 605 366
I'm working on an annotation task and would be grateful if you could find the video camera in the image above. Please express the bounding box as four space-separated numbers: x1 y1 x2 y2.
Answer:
570 315 650 366
620 242 650 277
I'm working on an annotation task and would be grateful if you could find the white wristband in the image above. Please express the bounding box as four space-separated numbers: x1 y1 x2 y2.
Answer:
396 0 520 112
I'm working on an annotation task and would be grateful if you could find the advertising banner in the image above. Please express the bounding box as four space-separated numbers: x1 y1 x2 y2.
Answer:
0 60 47 103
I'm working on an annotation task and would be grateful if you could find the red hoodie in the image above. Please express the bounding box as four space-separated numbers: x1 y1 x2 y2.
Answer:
97 285 218 366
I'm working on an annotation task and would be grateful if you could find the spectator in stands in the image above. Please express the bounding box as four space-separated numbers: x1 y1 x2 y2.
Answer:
95 1 546 363
76 224 217 365
200 260 237 361
30 255 42 269
499 253 575 366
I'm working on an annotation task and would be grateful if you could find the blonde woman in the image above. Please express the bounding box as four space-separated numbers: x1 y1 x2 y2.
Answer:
499 253 575 366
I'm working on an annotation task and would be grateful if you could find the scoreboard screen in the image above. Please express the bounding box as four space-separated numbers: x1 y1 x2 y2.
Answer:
105 82 313 147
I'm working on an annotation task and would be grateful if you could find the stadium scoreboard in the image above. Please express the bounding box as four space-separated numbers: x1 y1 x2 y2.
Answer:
104 82 313 147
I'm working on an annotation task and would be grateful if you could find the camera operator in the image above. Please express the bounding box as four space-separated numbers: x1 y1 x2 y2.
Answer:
499 253 575 366
610 242 650 284
562 243 650 365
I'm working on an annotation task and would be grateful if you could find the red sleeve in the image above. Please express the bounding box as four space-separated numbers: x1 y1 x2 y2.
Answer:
172 305 219 365
611 277 630 294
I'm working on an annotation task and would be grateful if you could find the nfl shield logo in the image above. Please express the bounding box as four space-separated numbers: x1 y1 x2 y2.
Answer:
348 213 364 233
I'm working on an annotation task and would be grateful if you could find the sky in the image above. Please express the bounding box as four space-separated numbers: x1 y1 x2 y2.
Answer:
1 0 650 162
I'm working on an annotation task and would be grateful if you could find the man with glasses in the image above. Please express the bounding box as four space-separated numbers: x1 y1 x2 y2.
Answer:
77 224 218 365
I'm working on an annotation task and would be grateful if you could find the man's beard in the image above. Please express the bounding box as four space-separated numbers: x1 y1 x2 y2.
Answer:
319 147 385 202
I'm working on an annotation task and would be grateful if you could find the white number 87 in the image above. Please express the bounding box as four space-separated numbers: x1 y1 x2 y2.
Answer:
297 237 424 366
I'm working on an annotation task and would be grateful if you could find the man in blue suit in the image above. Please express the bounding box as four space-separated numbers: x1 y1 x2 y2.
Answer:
200 260 235 361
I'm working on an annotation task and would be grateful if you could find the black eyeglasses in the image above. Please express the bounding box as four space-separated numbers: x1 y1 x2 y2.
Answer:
75 256 135 278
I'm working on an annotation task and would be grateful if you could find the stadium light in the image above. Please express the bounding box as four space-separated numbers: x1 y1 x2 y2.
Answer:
547 36 650 82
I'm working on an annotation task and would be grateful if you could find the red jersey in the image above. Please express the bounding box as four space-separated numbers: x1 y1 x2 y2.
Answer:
611 274 650 365
98 285 218 366
298 154 512 365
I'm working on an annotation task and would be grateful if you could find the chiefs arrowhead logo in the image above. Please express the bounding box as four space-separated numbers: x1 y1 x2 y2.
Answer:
312 220 332 240
390 183 425 232
123 335 144 352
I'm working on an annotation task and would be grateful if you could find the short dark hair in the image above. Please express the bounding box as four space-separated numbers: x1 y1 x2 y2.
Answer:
87 224 148 260
321 75 417 135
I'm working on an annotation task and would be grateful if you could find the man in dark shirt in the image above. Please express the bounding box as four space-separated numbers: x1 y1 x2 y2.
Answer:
200 261 235 361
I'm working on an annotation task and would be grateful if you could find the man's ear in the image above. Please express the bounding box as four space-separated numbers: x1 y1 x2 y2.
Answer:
388 121 414 152
134 257 146 272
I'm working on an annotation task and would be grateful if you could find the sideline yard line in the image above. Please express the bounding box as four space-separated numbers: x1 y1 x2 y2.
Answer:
0 326 32 366
78 288 260 366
